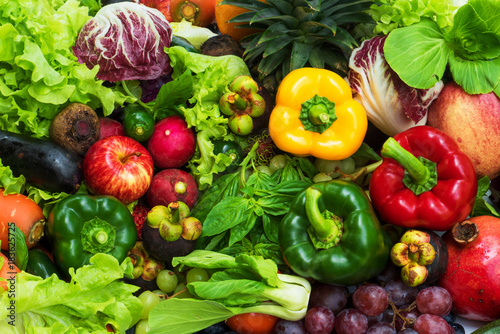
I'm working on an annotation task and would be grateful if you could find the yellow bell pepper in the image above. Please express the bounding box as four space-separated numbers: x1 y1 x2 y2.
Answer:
269 67 367 161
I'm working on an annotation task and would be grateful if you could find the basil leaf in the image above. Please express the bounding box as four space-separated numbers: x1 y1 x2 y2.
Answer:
153 69 194 119
13 225 28 271
262 214 279 244
246 171 276 190
191 173 240 222
257 195 295 216
384 18 450 89
352 143 382 161
201 198 255 237
229 213 258 246
296 157 317 178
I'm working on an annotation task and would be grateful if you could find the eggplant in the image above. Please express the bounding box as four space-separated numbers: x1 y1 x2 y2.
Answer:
0 130 82 193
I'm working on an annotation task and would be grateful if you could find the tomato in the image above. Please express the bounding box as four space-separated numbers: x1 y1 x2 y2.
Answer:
170 0 216 27
0 189 45 251
225 313 279 334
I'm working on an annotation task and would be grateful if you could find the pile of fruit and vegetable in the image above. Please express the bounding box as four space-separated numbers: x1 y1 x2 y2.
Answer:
1 0 499 333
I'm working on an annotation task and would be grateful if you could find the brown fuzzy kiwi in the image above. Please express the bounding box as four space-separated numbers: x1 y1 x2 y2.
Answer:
49 103 100 156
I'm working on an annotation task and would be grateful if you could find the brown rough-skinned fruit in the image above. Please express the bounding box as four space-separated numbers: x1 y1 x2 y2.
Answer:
50 103 100 156
427 82 500 179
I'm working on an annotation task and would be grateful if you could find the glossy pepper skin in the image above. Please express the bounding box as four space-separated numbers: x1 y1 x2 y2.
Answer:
268 67 367 161
279 179 392 286
369 125 477 231
46 194 137 275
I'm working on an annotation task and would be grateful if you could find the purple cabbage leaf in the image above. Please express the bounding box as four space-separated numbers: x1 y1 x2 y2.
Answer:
73 2 173 82
347 35 444 136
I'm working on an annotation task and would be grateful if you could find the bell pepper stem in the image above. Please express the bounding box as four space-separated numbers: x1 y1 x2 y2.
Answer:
92 230 109 244
381 137 429 185
305 186 343 249
81 217 117 254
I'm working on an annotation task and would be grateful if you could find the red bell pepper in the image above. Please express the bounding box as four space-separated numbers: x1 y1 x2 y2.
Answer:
369 125 477 231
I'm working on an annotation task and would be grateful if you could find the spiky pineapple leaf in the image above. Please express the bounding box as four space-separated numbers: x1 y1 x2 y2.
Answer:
219 0 269 11
304 0 322 10
265 0 294 14
258 22 288 43
290 42 312 71
308 48 326 68
299 17 337 35
249 8 282 22
262 36 295 58
258 48 290 75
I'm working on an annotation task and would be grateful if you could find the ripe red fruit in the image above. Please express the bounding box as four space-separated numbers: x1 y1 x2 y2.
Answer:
438 216 500 321
132 203 150 240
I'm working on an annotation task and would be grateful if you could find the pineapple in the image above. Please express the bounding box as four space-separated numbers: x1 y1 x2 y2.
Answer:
219 0 375 93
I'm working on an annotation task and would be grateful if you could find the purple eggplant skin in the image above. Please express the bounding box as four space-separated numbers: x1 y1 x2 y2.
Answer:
0 129 82 194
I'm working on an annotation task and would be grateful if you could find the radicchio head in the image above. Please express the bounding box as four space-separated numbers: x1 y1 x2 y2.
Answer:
347 35 444 137
73 3 172 82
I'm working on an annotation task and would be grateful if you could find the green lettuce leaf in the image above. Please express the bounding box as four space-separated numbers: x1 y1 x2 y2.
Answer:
0 254 142 334
0 0 133 138
164 46 251 189
384 0 500 97
368 0 457 35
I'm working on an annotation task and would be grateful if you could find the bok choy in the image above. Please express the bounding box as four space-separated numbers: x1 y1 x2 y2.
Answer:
148 250 311 334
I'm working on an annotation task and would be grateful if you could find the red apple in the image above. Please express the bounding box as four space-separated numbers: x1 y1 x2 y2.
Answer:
427 82 500 179
140 0 172 22
83 135 154 204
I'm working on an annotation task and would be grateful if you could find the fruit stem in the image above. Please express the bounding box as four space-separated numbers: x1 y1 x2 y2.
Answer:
451 220 479 245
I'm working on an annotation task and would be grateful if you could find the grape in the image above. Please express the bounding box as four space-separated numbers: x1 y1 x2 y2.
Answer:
335 308 369 334
138 291 161 320
376 263 401 286
449 322 465 334
384 279 419 307
414 314 452 334
352 283 389 316
368 307 394 327
269 155 286 172
366 322 397 334
135 319 150 334
186 267 210 283
194 321 236 334
416 286 453 317
156 269 178 294
173 282 194 298
272 319 307 334
308 282 349 314
398 329 418 334
304 306 335 334
394 308 420 332
444 312 457 324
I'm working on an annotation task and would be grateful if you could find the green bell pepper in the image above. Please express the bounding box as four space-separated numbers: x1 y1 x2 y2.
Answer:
279 179 392 286
46 194 138 275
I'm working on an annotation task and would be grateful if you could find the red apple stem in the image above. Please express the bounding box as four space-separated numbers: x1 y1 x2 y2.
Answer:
121 152 142 164
451 220 479 245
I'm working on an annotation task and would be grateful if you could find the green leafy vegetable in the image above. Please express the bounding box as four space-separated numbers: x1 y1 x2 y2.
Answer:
0 254 142 334
368 0 457 35
163 46 252 189
148 251 311 334
0 0 133 138
13 226 28 271
193 143 315 265
384 0 500 97
471 176 500 218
